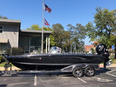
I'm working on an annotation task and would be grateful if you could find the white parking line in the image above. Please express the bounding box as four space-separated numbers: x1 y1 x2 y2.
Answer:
34 75 37 86
8 82 28 86
92 77 113 83
97 78 113 82
78 78 87 83
106 69 116 78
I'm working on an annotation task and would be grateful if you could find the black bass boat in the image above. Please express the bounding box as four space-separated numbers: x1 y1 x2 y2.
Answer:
3 44 109 70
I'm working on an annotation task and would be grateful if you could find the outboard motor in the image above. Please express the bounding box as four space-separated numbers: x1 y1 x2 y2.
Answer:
96 43 110 68
96 43 109 57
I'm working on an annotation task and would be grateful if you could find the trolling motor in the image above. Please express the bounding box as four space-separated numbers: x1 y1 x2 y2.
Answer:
96 43 110 68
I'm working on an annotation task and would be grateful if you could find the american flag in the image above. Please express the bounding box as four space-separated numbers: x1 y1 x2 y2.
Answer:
44 4 52 13
44 19 50 26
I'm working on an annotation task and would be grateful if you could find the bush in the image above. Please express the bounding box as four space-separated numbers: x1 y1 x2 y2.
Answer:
6 47 24 55
0 55 2 63
90 48 95 54
0 54 5 63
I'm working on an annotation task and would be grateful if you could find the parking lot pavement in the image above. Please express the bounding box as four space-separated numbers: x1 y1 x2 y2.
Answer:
0 67 116 87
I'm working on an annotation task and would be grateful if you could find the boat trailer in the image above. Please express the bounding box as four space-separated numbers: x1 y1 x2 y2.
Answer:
0 63 100 77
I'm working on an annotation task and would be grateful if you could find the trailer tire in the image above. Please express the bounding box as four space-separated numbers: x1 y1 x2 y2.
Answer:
73 67 83 77
84 66 95 77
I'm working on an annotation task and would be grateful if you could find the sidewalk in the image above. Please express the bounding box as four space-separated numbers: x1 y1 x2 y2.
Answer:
0 67 21 71
99 64 116 68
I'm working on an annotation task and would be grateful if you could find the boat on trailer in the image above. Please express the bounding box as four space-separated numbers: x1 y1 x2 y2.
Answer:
2 44 110 77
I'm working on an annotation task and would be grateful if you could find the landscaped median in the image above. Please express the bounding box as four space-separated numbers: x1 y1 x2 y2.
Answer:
0 66 21 71
0 62 21 71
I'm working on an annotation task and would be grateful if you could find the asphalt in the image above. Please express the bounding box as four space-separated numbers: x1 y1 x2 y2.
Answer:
0 67 116 87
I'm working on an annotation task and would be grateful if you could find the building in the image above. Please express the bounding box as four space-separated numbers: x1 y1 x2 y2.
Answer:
0 19 52 53
84 45 94 52
84 42 99 52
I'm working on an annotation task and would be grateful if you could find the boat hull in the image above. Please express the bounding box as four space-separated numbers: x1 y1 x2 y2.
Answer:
12 62 70 70
5 53 106 70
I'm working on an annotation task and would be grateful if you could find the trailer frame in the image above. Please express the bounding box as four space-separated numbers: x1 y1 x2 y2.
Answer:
0 63 99 77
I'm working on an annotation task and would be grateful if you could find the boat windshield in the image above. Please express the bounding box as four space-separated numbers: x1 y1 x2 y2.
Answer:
49 46 61 54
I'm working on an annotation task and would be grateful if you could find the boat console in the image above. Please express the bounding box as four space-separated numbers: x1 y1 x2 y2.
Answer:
48 46 61 54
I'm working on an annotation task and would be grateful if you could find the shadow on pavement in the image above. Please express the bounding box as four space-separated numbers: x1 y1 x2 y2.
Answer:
0 84 7 87
95 68 111 75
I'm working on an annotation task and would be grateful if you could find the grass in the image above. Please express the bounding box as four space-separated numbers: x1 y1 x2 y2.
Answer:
112 59 116 64
0 62 14 67
0 62 6 67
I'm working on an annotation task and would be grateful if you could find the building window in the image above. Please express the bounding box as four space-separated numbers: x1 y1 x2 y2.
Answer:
0 26 3 33
0 43 7 52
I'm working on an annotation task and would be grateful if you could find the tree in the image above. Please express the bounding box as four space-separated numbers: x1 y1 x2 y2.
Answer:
26 24 52 31
86 7 116 58
109 33 116 58
62 31 72 52
49 35 56 46
90 48 95 54
0 54 5 63
26 24 41 30
86 7 116 44
43 27 52 31
52 23 64 48
86 8 116 46
0 15 8 19
66 24 86 52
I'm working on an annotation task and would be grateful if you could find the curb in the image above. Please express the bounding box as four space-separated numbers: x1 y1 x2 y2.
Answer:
0 67 21 71
99 64 116 68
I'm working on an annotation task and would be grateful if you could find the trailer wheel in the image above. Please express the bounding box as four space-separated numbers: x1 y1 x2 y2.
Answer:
73 67 83 77
84 66 95 77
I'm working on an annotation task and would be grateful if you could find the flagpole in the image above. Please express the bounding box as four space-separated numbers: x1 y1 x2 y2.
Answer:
41 0 44 53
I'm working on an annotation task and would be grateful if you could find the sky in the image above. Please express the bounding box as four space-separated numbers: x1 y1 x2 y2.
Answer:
0 0 116 45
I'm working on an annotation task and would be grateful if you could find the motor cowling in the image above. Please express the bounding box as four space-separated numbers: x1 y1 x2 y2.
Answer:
96 43 109 58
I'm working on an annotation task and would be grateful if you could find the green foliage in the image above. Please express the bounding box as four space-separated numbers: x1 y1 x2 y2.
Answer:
52 23 86 52
43 27 52 31
109 34 116 45
26 24 52 31
94 7 116 37
90 48 95 54
44 35 56 47
86 22 97 41
86 7 116 48
75 23 86 39
52 23 64 48
0 54 5 63
0 55 2 63
0 15 8 19
50 35 56 46
6 47 24 55
26 24 41 30
26 23 86 52
62 31 72 52
66 24 86 52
